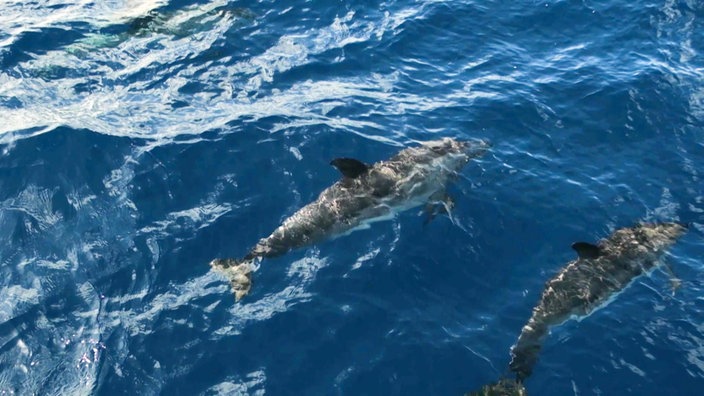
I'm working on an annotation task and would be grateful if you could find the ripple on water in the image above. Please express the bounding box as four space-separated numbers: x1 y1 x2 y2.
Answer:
0 0 703 394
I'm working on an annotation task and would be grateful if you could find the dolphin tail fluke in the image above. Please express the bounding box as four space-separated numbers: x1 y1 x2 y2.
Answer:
509 320 548 382
209 256 257 301
465 378 527 396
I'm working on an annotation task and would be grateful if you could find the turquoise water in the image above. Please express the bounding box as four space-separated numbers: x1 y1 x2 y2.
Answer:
0 0 703 394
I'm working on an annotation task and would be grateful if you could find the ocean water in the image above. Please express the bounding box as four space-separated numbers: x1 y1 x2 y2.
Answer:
0 0 703 394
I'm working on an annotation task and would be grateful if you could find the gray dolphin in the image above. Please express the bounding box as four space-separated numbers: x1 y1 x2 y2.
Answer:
66 2 255 55
210 138 489 300
467 222 687 395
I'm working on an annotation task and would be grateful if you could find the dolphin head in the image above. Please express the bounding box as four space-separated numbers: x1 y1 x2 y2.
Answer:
632 222 687 250
412 138 489 173
420 137 489 157
603 222 687 260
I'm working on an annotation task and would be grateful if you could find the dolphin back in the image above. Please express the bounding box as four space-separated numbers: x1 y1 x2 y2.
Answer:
465 378 527 396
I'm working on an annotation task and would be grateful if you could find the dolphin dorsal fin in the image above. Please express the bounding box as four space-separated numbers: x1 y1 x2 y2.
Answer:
330 158 370 179
571 242 601 259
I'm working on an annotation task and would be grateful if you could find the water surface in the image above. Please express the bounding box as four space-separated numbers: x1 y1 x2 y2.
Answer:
0 0 703 394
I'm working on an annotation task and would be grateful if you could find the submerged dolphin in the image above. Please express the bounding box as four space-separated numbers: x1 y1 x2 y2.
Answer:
210 138 489 300
467 222 687 396
66 2 254 54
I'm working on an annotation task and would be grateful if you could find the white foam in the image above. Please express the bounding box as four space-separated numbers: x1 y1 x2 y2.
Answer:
0 1 501 149
0 285 40 323
204 369 267 396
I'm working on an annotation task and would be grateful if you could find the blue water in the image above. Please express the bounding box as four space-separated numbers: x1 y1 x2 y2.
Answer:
1 0 703 394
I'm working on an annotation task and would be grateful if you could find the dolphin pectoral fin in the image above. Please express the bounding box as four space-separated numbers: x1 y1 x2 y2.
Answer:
571 242 601 259
210 257 256 301
661 262 682 295
423 192 455 225
330 158 370 179
422 203 436 226
669 277 682 296
465 378 527 396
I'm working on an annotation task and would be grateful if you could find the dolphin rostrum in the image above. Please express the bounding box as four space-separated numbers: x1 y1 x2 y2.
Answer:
210 138 489 300
467 222 687 395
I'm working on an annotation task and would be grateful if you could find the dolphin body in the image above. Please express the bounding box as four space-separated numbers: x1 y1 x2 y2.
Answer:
66 2 254 55
467 222 687 396
210 138 489 300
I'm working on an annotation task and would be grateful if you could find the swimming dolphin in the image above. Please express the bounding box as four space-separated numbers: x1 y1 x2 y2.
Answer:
466 222 687 395
66 2 254 55
210 138 489 300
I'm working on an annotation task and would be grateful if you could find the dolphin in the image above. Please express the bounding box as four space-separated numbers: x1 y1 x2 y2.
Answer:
210 138 489 300
467 222 687 396
66 2 255 55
